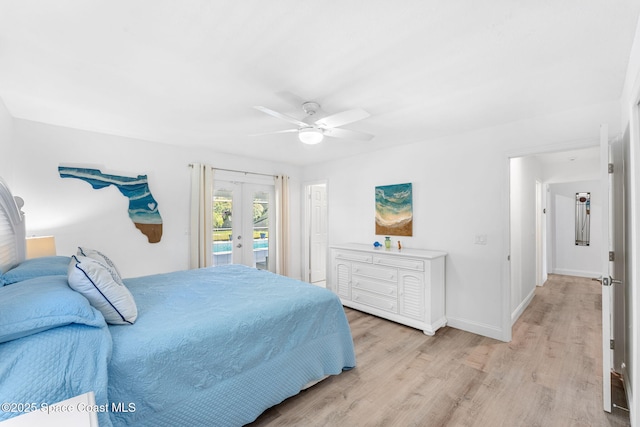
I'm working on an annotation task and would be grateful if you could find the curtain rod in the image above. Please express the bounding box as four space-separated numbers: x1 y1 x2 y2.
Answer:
189 164 277 178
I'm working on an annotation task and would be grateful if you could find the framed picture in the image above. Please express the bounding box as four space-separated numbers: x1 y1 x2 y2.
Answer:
375 183 413 236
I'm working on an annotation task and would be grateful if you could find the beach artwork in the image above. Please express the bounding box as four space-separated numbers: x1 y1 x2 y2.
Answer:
375 183 413 236
59 166 163 243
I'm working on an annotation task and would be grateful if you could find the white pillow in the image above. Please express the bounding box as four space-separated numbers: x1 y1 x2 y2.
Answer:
77 247 122 283
68 255 137 325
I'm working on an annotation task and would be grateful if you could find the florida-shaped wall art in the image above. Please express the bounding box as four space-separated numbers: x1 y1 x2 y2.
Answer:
375 182 413 236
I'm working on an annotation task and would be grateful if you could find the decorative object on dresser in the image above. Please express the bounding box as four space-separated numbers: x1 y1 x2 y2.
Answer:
330 243 446 335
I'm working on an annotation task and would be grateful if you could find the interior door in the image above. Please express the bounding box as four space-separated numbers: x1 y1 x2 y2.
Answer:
599 126 627 413
610 137 626 378
309 183 327 283
600 125 612 412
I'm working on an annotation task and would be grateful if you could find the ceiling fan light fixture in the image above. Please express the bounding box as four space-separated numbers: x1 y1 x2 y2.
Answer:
298 128 324 145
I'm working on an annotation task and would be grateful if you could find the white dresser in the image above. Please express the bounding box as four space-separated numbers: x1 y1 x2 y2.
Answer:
330 243 447 335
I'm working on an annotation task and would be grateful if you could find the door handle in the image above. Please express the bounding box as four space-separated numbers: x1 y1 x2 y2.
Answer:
592 276 610 286
593 276 622 286
236 243 243 248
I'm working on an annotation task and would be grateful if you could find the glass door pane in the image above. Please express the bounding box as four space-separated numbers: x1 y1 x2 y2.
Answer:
212 183 237 266
252 190 270 270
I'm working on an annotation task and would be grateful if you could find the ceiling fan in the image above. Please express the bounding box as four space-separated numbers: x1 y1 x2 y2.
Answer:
253 102 373 145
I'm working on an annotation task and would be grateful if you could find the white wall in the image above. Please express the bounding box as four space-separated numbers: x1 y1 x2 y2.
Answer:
510 156 542 324
543 154 600 183
303 100 621 341
547 181 602 277
8 119 303 279
0 97 13 180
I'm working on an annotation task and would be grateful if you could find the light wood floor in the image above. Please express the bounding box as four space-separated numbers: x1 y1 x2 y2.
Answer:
248 274 630 427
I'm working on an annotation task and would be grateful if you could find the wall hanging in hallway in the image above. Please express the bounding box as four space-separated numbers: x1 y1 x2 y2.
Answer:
375 182 413 236
59 166 163 243
575 192 590 246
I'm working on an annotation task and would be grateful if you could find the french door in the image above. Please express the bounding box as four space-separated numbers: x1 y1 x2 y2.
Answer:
212 180 275 271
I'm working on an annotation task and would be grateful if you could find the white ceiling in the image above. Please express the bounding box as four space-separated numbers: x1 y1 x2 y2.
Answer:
0 1 639 166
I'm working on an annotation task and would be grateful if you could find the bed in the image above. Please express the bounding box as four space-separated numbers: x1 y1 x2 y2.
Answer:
0 177 356 426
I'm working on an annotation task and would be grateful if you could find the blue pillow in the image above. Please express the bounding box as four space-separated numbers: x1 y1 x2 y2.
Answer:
1 256 71 286
0 275 106 343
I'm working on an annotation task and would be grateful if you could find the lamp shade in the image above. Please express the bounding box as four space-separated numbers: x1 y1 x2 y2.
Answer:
298 128 324 145
26 236 57 259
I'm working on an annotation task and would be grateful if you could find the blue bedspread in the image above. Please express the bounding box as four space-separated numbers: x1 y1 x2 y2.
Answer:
109 265 356 426
0 276 113 427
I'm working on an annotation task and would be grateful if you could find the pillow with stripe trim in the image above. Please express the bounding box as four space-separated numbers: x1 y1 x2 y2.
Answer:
77 247 122 284
67 255 137 325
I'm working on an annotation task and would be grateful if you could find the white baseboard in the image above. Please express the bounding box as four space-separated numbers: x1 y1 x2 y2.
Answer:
552 268 600 278
511 287 535 325
446 316 507 342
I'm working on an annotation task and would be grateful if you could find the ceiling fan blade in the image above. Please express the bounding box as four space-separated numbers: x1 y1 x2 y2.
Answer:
323 127 374 141
249 129 298 137
315 108 370 128
254 106 307 127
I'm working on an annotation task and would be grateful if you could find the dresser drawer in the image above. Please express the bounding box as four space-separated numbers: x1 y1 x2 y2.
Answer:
352 276 397 298
334 251 373 263
352 264 397 282
373 256 424 271
352 289 398 313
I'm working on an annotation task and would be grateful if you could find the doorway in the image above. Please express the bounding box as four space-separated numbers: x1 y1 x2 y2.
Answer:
212 180 275 271
508 141 628 414
535 180 544 287
304 182 328 286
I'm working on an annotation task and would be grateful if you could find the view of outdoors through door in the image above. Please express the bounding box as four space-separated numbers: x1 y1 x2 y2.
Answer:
212 181 273 271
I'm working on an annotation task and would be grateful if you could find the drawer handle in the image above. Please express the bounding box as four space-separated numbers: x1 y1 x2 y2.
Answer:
375 259 422 269
337 254 369 262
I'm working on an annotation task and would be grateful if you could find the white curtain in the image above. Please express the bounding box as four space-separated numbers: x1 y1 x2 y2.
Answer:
189 164 214 269
274 175 290 276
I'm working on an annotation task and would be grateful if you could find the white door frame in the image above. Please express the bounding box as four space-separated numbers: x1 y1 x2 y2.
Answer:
503 139 602 343
213 173 276 271
535 180 544 286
